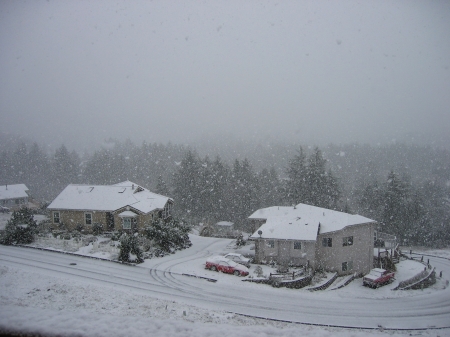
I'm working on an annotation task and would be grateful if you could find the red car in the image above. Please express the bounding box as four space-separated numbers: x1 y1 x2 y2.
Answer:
205 256 249 276
363 268 395 288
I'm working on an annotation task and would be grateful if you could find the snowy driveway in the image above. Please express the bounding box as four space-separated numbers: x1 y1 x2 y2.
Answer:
1 236 449 330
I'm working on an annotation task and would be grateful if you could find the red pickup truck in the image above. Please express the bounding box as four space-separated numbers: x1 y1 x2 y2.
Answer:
363 268 395 288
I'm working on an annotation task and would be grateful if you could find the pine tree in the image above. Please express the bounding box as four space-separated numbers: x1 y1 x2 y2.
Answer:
259 167 282 207
173 150 202 219
1 207 37 245
118 233 131 262
155 175 170 196
285 147 307 205
144 218 191 253
382 171 408 242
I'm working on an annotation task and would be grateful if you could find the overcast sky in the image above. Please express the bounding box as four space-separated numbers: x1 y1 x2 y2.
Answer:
1 0 449 151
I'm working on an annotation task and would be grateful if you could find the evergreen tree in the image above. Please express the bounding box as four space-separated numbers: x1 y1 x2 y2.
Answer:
0 207 37 245
227 159 260 229
52 145 79 192
259 167 282 207
208 156 229 221
155 174 170 196
285 147 307 205
382 171 409 242
144 218 191 253
118 233 144 263
172 150 202 219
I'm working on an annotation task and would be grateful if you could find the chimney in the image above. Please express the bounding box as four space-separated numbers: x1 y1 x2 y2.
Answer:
132 184 134 190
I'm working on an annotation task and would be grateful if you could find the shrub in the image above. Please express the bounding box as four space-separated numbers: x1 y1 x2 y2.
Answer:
92 223 104 236
144 218 192 254
0 207 37 245
235 232 246 246
118 233 144 264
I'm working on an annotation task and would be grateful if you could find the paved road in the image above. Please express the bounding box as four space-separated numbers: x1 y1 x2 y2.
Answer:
1 243 449 330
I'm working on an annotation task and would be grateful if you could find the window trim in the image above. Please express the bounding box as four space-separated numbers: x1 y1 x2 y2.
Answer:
122 217 132 230
342 261 353 272
322 237 332 247
85 212 92 226
343 236 354 247
163 202 172 219
267 240 275 248
53 211 60 224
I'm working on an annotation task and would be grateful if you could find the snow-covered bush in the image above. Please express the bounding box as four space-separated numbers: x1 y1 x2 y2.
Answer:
0 207 37 245
254 265 264 278
235 232 246 247
144 218 192 254
92 223 104 236
118 233 144 264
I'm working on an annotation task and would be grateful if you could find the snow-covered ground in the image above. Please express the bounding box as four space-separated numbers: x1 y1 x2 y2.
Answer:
1 222 450 336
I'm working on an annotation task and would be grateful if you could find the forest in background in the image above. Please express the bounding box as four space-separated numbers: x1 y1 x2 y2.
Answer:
1 136 449 247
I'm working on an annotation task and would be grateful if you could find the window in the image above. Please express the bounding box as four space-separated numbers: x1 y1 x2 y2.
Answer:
163 202 172 218
267 240 275 248
293 241 301 250
342 261 353 272
85 213 92 225
123 217 132 229
53 211 60 224
322 238 332 247
343 236 353 246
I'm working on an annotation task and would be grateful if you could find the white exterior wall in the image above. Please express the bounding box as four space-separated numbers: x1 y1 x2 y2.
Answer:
315 222 375 276
254 238 316 267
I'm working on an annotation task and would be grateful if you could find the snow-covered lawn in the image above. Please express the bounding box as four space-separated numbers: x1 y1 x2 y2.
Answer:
1 226 449 337
26 233 436 296
2 263 425 337
1 245 447 337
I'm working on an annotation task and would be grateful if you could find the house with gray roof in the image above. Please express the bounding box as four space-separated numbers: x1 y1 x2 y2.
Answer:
249 204 377 276
47 181 173 233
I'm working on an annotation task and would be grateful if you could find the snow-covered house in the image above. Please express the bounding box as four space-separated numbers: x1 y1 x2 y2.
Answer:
0 184 30 210
47 181 173 233
249 204 376 276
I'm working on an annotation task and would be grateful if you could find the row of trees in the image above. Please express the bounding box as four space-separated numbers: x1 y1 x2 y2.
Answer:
1 139 449 247
359 171 450 247
169 147 341 229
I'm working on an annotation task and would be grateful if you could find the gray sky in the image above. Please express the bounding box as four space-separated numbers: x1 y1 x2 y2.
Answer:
1 0 449 151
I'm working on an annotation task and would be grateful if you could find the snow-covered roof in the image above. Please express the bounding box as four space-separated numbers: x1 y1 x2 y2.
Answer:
251 216 319 241
47 181 172 214
118 211 138 217
249 203 375 240
0 184 29 200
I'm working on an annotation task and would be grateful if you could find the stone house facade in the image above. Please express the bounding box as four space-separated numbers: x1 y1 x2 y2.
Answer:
47 181 173 233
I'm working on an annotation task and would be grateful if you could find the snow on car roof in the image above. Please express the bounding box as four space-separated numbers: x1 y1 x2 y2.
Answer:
249 203 375 240
48 181 172 214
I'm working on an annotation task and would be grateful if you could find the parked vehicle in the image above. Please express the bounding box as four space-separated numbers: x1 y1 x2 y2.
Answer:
223 253 251 268
205 256 249 276
363 268 395 288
